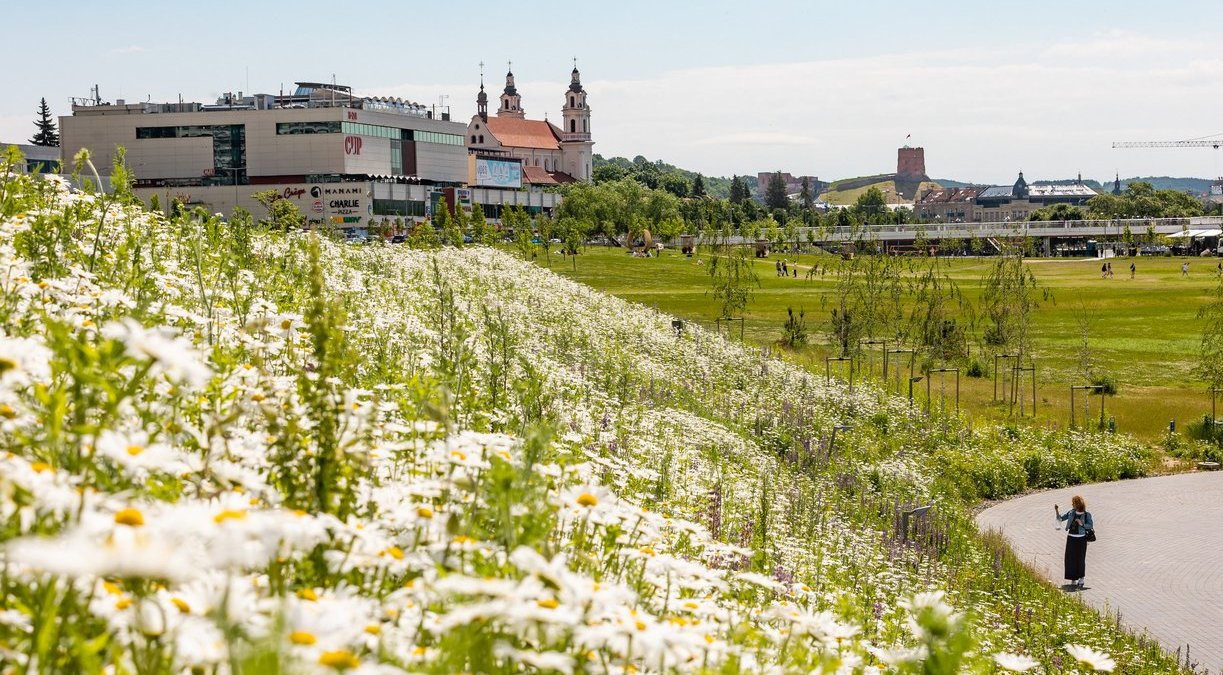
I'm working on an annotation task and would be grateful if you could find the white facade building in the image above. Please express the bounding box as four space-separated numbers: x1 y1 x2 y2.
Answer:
466 66 593 185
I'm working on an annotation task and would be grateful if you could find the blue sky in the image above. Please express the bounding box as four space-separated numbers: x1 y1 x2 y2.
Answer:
6 0 1223 183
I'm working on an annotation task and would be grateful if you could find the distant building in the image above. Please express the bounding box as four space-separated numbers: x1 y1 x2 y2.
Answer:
467 65 594 186
59 80 559 232
1 143 60 174
755 172 827 202
914 186 981 222
897 146 926 180
975 172 1096 221
916 172 1097 222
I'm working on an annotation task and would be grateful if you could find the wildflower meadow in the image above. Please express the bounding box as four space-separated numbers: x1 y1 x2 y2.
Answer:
0 152 1185 673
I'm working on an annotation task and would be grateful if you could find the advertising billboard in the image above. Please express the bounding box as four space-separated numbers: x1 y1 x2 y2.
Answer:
475 158 523 189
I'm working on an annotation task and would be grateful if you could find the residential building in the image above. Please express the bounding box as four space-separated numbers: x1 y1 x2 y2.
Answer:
914 186 981 222
975 172 1097 222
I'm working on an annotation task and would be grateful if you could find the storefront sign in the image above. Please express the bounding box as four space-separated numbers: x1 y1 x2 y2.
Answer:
475 158 522 188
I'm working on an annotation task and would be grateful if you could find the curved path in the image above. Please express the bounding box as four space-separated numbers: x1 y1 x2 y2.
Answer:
976 472 1223 671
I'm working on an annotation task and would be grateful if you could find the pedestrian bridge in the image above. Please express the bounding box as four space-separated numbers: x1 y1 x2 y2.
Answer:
807 216 1223 243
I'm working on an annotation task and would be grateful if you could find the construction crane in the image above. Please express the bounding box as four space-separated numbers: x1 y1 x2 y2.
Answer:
1112 139 1223 149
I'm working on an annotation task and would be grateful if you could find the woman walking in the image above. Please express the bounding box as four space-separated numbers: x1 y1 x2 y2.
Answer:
1055 496 1093 588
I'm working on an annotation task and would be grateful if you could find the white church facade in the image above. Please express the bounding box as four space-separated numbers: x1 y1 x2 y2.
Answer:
466 65 594 186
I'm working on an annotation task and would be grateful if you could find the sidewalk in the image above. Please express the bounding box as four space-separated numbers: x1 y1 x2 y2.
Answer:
976 472 1223 671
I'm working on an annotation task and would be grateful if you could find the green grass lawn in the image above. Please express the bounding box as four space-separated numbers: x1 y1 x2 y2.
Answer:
541 246 1220 441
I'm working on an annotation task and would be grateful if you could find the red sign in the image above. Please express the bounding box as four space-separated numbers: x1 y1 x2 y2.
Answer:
344 136 363 155
347 110 358 120
282 186 306 200
312 199 324 214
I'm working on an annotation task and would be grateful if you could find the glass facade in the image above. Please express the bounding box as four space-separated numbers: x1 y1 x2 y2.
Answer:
276 121 342 134
405 129 464 146
372 199 426 217
341 122 400 139
390 139 403 175
135 125 247 185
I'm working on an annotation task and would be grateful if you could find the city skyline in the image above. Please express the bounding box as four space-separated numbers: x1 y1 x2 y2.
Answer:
5 0 1223 184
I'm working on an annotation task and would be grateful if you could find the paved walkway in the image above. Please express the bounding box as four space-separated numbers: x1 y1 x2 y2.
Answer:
976 472 1223 671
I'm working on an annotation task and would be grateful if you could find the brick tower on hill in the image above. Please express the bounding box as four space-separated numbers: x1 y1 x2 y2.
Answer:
897 146 926 180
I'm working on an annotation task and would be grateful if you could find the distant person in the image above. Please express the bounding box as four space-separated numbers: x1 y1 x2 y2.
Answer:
792 267 797 278
1100 262 1107 279
1055 495 1094 589
782 259 789 276
1216 261 1221 277
775 260 782 277
1183 261 1190 277
1107 262 1113 278
1130 262 1135 279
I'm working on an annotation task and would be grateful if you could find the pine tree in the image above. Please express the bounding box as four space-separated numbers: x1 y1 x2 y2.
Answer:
765 171 788 210
30 98 59 147
692 173 707 198
729 176 747 205
800 176 813 210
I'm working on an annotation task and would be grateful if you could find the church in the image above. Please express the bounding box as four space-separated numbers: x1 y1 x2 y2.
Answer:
466 64 594 185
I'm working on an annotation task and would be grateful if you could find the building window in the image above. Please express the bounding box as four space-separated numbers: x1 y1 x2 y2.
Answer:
570 120 576 133
569 96 574 107
478 134 484 143
471 135 477 143
403 129 464 145
275 121 341 135
583 119 587 132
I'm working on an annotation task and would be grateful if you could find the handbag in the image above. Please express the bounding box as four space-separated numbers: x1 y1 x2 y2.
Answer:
1085 525 1096 542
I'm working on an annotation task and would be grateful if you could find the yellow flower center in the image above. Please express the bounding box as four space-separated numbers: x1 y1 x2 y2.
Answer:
416 506 433 519
251 393 266 402
450 450 467 461
382 546 405 560
125 445 144 456
0 357 17 373
576 492 599 507
363 624 381 635
102 581 122 595
411 646 427 657
171 597 191 613
115 597 133 610
297 588 319 602
537 598 559 609
280 319 293 330
0 403 16 419
114 507 145 527
289 630 317 645
318 650 360 669
30 461 52 473
639 546 656 556
213 509 248 524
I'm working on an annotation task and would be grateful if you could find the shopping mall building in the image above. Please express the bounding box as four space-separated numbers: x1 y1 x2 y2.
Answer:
60 82 557 233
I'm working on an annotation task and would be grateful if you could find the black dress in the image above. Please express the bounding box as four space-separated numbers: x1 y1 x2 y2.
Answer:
1064 534 1087 580
1063 511 1090 580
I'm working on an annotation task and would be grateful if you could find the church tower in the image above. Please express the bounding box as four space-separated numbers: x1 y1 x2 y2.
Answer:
559 63 594 181
498 66 524 118
476 70 488 122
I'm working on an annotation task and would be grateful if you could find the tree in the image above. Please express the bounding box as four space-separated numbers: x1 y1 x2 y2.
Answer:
852 187 889 225
30 98 59 147
729 175 749 205
707 224 758 320
980 248 1042 413
252 189 305 230
799 176 814 212
765 171 789 210
1196 276 1223 394
692 173 707 198
1028 203 1085 221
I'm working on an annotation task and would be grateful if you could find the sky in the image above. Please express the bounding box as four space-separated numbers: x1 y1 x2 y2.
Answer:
5 0 1223 184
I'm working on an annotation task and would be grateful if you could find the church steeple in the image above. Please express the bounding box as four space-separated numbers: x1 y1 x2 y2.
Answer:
498 62 524 118
1113 172 1122 196
476 62 488 122
560 58 594 181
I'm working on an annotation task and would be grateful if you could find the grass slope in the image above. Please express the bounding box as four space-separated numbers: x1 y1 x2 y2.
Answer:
0 167 1184 673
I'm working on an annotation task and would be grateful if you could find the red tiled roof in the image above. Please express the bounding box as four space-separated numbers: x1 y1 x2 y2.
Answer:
520 167 579 185
485 117 560 149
